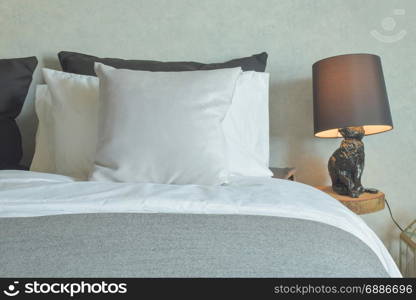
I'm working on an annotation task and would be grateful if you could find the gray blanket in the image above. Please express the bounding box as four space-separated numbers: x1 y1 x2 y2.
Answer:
0 213 388 277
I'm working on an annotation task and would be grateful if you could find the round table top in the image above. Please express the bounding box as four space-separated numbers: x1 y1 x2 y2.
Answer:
316 186 385 215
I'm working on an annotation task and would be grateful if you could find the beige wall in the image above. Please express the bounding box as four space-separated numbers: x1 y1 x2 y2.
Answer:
1 0 415 261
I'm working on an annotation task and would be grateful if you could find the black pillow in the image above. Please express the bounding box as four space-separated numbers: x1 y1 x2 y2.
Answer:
0 56 38 169
58 51 267 76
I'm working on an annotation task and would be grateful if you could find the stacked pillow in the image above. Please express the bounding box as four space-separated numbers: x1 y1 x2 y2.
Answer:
32 71 98 179
32 52 272 184
0 57 37 169
92 64 241 184
58 51 268 74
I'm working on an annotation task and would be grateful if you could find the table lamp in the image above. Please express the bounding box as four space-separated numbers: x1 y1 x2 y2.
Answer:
312 53 393 198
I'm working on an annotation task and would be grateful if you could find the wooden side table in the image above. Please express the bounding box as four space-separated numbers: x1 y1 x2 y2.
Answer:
316 186 385 215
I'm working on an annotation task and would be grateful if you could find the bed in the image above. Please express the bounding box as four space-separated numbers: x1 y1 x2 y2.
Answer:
0 52 401 278
0 170 400 277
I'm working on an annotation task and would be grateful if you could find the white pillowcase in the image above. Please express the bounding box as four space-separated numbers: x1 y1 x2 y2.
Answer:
91 63 242 185
225 71 271 177
31 68 271 180
30 85 56 173
35 69 99 179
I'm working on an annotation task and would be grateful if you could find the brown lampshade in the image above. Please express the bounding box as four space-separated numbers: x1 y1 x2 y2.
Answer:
313 53 393 138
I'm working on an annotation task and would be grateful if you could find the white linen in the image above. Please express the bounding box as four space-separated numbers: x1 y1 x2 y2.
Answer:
92 63 241 185
39 69 99 179
0 170 400 277
224 71 272 177
31 69 271 180
30 85 56 173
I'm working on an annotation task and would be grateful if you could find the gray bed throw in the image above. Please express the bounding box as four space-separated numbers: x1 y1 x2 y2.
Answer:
0 213 388 277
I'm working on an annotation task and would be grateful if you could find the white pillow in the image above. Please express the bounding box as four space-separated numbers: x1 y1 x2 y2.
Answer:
91 63 242 185
224 71 272 177
30 85 56 173
31 69 271 180
40 69 99 180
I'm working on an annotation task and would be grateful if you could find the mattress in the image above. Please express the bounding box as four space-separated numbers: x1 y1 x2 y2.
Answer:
0 170 401 277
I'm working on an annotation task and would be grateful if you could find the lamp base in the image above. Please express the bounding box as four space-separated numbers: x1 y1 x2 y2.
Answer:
328 126 378 198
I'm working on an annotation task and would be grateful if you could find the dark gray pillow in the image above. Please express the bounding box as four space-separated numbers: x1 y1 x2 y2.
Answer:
58 51 267 76
0 56 38 169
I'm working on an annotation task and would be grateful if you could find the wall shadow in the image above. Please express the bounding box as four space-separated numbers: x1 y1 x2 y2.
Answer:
269 77 332 185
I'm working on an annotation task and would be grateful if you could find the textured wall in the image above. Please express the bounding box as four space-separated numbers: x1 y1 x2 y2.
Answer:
1 0 415 261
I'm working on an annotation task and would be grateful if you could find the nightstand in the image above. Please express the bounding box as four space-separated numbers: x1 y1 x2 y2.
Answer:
316 186 385 215
270 167 296 181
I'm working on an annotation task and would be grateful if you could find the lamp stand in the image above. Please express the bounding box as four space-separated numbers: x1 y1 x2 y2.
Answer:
328 126 378 198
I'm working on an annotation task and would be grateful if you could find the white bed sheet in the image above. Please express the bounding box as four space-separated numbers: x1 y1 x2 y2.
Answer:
0 170 401 277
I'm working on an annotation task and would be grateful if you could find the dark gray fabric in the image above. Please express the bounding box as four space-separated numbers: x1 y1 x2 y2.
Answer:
0 56 37 169
0 213 388 277
58 51 268 76
0 119 22 169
